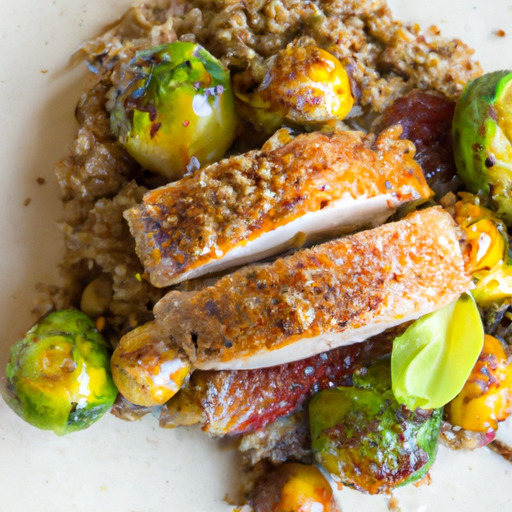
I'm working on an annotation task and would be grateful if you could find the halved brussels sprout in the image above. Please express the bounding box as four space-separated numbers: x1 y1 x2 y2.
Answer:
452 70 512 224
233 46 354 135
454 192 509 274
453 192 512 305
109 41 237 180
249 462 340 512
310 359 442 494
111 322 191 407
3 309 118 435
446 334 512 432
471 262 512 305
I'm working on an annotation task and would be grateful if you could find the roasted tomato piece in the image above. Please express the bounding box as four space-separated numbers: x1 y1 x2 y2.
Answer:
374 89 457 195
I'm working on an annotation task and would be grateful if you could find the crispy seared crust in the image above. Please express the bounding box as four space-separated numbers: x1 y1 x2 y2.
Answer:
124 126 432 287
154 206 472 370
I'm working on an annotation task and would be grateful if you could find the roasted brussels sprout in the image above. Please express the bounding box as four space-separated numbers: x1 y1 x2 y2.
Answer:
446 334 512 432
234 46 354 135
109 41 237 180
471 263 512 305
310 359 443 494
452 70 512 224
452 192 512 305
3 309 117 435
454 192 509 274
249 462 340 512
110 322 191 407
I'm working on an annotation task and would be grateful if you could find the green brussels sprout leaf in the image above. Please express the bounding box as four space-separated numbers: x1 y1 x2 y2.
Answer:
391 293 484 411
3 309 118 435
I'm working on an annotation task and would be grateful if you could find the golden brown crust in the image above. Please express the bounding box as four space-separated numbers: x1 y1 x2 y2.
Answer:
125 126 432 287
154 206 472 369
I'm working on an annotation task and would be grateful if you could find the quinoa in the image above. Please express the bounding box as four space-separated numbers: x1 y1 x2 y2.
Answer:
42 0 482 344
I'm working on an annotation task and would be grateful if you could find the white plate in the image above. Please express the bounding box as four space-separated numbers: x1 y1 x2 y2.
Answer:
1 1 511 510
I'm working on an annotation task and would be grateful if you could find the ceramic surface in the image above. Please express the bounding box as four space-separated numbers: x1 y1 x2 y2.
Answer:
1 1 511 510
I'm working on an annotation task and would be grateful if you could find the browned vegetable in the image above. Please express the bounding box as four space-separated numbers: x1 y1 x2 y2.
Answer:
249 462 340 512
111 322 191 407
234 45 354 135
446 334 512 432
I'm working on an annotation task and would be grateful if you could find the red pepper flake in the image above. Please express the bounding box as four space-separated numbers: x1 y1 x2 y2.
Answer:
150 122 161 138
494 29 506 37
183 120 190 127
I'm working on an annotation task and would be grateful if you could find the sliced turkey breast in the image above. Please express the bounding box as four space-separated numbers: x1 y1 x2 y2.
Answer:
124 126 432 287
154 206 472 370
